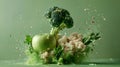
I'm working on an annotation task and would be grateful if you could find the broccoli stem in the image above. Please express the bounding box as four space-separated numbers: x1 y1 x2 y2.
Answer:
50 27 59 36
50 23 66 47
50 22 66 36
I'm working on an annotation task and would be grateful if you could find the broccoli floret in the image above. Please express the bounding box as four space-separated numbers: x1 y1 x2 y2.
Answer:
50 10 63 27
64 16 73 28
45 6 58 19
45 6 74 36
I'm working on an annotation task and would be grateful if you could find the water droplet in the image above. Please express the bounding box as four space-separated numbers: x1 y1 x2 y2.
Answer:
19 54 22 57
15 47 19 50
103 17 106 21
94 9 97 12
84 8 89 12
30 26 33 29
64 32 67 36
109 58 114 61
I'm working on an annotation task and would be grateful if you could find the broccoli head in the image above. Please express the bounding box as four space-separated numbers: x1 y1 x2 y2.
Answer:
45 6 73 28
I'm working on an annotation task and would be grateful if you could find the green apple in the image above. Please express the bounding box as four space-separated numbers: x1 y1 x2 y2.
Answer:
32 33 56 52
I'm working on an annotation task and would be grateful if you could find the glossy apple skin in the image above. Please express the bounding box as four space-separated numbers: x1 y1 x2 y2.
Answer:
32 33 56 52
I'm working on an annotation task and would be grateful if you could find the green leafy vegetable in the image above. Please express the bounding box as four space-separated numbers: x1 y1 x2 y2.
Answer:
24 35 34 53
24 35 32 45
82 32 101 45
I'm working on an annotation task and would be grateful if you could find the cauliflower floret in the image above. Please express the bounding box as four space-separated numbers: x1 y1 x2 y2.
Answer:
58 35 69 46
74 41 86 51
69 32 82 41
40 51 49 59
58 32 86 52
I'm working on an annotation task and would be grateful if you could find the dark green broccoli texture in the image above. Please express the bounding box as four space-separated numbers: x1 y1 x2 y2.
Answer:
45 6 73 28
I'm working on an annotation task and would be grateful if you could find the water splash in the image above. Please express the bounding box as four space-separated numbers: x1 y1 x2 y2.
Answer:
81 6 107 35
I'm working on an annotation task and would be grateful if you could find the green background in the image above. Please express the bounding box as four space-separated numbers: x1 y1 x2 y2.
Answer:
0 0 120 62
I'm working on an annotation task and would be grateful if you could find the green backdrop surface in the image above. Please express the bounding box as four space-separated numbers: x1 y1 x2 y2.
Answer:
0 0 120 62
